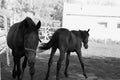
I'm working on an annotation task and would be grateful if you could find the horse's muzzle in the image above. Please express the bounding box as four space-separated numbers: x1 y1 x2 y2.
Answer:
28 57 35 67
84 44 88 49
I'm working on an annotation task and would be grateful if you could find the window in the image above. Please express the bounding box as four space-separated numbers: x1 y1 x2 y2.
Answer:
117 24 120 29
98 22 107 28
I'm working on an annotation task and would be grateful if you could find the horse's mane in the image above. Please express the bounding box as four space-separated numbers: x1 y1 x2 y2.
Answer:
79 30 89 39
19 17 36 31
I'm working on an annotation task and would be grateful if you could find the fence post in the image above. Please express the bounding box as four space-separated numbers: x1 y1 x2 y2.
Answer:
3 15 10 66
0 63 1 80
6 48 10 66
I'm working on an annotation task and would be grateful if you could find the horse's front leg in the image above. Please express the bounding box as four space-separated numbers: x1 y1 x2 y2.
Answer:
21 56 27 79
16 58 22 80
29 64 35 80
76 50 88 78
28 56 36 80
12 57 17 79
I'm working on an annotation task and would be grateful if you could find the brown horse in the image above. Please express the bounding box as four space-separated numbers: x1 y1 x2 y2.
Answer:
40 28 90 80
7 17 41 80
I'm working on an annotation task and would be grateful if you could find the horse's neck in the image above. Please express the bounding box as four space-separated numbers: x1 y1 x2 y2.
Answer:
13 23 24 45
71 31 83 41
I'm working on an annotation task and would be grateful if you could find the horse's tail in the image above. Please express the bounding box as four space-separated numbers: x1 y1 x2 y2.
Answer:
40 41 53 50
39 33 56 50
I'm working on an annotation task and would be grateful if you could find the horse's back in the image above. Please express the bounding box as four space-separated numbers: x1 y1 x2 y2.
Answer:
7 23 20 49
54 28 72 48
56 28 70 40
53 28 79 51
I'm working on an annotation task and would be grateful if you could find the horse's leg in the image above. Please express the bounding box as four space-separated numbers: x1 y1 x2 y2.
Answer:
64 51 70 77
28 55 37 80
16 58 22 80
12 57 17 79
76 50 88 78
56 50 65 80
29 65 35 80
21 56 27 79
44 47 57 80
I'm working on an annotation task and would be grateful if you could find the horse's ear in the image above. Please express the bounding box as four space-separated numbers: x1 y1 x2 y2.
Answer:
23 18 28 28
36 21 41 29
87 29 90 33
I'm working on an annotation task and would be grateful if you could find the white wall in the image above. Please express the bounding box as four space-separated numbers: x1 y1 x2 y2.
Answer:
63 3 120 41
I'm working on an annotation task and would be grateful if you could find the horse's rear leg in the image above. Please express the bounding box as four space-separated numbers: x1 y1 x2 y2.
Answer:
44 47 57 80
56 50 65 80
76 50 88 78
64 52 70 77
21 56 27 79
12 57 17 79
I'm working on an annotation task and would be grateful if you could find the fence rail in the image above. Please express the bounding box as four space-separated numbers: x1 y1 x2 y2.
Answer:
0 34 6 53
0 34 5 37
0 32 10 66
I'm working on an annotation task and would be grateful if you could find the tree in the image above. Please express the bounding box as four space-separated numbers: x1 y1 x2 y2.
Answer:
50 0 63 26
0 0 6 9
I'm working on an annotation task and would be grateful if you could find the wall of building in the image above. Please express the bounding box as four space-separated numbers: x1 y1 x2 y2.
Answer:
63 3 120 41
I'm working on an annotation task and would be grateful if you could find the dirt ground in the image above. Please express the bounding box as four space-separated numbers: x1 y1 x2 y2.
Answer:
1 41 120 80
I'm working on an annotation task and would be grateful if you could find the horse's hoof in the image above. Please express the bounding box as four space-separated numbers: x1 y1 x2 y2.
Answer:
44 77 48 80
12 73 16 79
64 72 69 78
84 74 88 79
20 75 23 80
56 78 59 80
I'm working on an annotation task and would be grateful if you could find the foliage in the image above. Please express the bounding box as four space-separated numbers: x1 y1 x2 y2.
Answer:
0 0 63 27
51 0 63 22
0 0 6 9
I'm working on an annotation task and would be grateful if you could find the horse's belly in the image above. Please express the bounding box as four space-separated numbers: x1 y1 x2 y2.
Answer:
7 31 14 49
7 24 18 49
67 49 75 52
67 46 76 52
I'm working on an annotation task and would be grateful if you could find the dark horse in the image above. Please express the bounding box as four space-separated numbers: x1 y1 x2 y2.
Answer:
7 17 41 80
40 28 90 80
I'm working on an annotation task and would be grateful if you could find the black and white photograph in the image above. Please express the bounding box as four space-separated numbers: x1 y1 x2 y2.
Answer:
0 0 120 80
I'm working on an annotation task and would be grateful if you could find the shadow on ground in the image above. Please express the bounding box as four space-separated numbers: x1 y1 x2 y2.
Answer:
1 51 120 80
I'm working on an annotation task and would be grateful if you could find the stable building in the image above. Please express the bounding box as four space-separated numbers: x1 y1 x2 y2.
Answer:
63 3 120 41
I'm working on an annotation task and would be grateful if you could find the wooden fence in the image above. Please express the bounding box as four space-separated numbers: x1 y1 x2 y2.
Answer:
0 14 10 66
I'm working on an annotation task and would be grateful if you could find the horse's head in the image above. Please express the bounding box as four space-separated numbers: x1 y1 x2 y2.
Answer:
22 17 41 66
80 29 90 49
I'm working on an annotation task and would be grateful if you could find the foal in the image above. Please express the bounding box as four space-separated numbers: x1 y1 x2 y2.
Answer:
40 28 90 80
